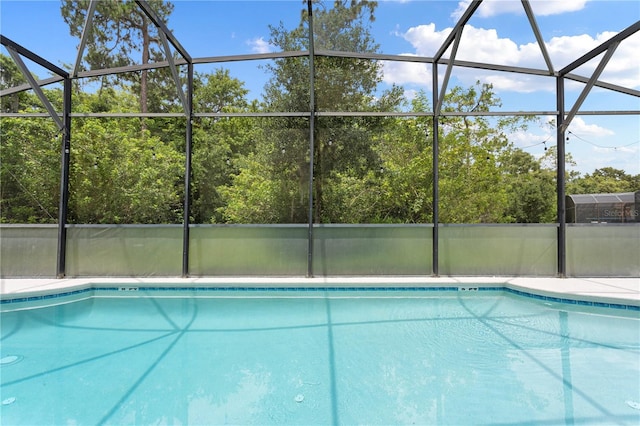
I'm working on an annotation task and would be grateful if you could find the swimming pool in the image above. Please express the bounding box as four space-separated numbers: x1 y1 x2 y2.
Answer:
1 287 639 425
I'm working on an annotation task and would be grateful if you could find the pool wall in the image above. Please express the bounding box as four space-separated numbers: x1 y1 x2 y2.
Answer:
1 282 639 313
1 223 638 278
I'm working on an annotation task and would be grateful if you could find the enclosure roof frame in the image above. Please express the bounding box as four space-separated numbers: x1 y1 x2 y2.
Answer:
135 0 192 64
72 0 98 78
0 35 68 130
0 2 637 102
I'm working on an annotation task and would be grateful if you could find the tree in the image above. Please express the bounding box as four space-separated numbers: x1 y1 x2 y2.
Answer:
371 84 544 224
61 0 175 113
225 0 403 223
218 148 292 224
67 90 184 223
190 69 256 223
1 71 63 223
0 117 61 223
373 92 434 223
502 149 556 223
1 81 186 224
1 54 31 113
567 167 640 194
437 82 537 223
69 122 184 224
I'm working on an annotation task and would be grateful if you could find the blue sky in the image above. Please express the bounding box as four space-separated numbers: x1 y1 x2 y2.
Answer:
1 0 639 176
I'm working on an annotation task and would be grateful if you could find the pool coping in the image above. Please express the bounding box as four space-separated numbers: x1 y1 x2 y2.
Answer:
1 277 638 309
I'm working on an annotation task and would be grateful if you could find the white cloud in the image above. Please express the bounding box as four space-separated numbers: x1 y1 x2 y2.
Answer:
381 57 431 86
593 145 636 154
504 116 638 175
403 88 419 101
573 145 639 175
452 0 588 20
567 117 615 138
399 24 542 91
390 23 640 92
508 129 547 149
403 24 448 57
451 1 469 20
547 32 640 87
247 37 273 54
527 0 589 16
403 24 536 67
483 73 555 93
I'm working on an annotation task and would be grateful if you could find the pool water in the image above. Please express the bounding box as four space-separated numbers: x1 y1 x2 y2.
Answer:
1 291 639 425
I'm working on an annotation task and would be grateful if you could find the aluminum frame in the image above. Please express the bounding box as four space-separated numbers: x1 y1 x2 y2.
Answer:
1 1 638 278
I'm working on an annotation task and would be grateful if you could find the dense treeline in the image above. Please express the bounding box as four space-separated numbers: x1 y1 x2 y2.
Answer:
1 1 638 225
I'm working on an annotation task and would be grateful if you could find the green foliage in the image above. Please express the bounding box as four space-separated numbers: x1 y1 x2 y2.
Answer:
371 93 434 223
1 54 30 113
322 170 385 223
249 0 404 223
192 113 259 223
1 118 61 223
502 149 556 223
60 0 175 112
2 68 628 226
218 117 311 223
68 115 184 224
218 153 289 224
369 85 551 224
567 167 640 194
4 1 635 227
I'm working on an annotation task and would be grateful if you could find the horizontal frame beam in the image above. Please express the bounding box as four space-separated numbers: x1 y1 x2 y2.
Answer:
194 50 308 64
315 49 434 63
565 73 640 98
3 51 638 99
3 110 639 119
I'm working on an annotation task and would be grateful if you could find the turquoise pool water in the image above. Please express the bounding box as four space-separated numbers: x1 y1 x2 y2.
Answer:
1 289 639 425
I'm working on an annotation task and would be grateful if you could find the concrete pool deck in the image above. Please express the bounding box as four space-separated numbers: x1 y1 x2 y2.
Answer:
1 276 639 307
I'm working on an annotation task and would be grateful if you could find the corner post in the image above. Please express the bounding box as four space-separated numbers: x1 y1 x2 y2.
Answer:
56 78 72 278
182 63 194 277
556 76 566 277
431 64 440 277
306 0 316 278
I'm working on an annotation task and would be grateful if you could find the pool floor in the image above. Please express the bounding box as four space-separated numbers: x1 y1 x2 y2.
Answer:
1 291 639 425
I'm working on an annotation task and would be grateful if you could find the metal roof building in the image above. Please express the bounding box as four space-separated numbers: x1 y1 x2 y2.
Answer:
566 191 639 223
